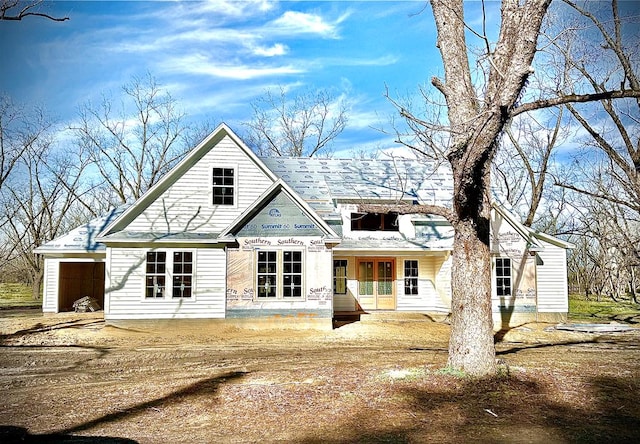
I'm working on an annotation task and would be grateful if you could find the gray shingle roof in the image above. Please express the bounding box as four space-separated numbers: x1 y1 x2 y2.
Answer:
259 157 454 213
34 206 128 253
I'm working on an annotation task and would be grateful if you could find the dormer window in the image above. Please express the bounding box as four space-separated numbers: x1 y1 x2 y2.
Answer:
212 167 234 205
350 212 399 232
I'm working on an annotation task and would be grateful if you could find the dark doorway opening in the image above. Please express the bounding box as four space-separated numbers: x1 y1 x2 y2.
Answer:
58 262 105 311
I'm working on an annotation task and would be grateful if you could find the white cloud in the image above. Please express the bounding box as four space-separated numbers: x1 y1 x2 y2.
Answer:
160 54 304 80
153 28 257 46
268 11 341 38
252 43 288 57
160 0 275 22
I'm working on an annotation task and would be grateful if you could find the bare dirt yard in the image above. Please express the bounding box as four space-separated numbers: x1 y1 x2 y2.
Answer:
1 309 639 444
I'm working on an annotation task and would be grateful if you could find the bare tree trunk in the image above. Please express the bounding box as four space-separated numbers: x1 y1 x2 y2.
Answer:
427 0 551 376
31 268 43 301
448 216 495 374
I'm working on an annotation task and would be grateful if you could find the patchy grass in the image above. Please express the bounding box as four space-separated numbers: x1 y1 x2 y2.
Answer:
1 311 639 443
0 283 40 309
569 293 640 324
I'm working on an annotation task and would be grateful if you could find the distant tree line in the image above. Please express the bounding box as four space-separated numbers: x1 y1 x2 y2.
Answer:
0 0 638 376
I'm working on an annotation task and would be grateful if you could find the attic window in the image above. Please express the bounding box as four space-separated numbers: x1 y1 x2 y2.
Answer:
350 212 399 232
212 167 234 205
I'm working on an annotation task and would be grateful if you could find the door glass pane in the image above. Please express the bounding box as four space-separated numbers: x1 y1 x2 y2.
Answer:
359 261 374 295
378 261 393 295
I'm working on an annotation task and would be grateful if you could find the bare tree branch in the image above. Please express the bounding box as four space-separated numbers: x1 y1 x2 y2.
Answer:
512 89 640 116
1 0 69 21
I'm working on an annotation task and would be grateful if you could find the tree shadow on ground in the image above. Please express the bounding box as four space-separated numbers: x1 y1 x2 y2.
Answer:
2 371 247 443
0 425 137 443
496 335 640 356
296 372 640 443
57 371 247 435
0 319 104 344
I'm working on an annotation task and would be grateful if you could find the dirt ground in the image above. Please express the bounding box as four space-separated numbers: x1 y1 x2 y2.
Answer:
1 309 639 443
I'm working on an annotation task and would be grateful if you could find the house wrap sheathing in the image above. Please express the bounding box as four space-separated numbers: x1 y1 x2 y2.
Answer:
36 124 572 327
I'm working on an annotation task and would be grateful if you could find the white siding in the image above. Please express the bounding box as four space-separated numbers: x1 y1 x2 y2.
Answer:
126 135 274 233
42 258 59 313
435 254 452 311
536 242 569 313
397 256 438 311
105 247 227 320
305 247 333 312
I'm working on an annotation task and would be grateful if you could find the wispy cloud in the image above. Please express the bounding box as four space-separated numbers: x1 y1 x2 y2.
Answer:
159 54 304 80
267 11 344 38
330 55 399 67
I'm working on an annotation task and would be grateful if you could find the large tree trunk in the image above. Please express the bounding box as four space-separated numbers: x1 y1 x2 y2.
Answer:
446 126 498 375
448 217 495 375
428 0 551 376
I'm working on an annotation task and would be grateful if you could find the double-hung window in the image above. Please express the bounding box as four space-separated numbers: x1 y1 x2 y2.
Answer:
172 252 193 298
256 250 304 299
283 251 302 298
404 260 419 295
496 258 512 298
145 252 166 298
257 251 277 298
333 260 348 295
212 167 235 205
145 251 194 299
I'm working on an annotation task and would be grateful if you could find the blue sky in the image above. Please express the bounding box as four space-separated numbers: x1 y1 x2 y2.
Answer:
0 0 483 155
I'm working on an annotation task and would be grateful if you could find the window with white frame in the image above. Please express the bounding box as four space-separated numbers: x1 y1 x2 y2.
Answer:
283 251 302 298
144 251 194 299
495 257 512 297
145 252 166 298
256 250 304 299
212 167 235 205
172 251 193 298
257 251 277 298
404 260 419 295
333 260 347 294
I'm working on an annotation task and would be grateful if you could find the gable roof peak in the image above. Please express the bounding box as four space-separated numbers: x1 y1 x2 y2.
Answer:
97 123 277 238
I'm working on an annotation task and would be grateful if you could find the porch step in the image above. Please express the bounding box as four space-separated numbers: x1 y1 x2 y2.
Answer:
357 311 449 323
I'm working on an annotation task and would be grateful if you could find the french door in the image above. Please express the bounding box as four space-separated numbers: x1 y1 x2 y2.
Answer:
357 258 395 310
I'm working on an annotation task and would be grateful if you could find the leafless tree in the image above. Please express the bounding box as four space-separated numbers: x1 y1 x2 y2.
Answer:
370 0 639 376
70 74 204 208
568 193 640 303
0 0 68 21
548 1 640 215
0 115 86 299
492 109 569 229
243 86 348 158
0 95 48 195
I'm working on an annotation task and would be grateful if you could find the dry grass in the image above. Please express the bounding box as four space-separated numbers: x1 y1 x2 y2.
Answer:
1 310 639 443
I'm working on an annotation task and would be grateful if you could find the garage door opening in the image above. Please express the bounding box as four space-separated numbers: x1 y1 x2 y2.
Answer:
58 262 105 312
